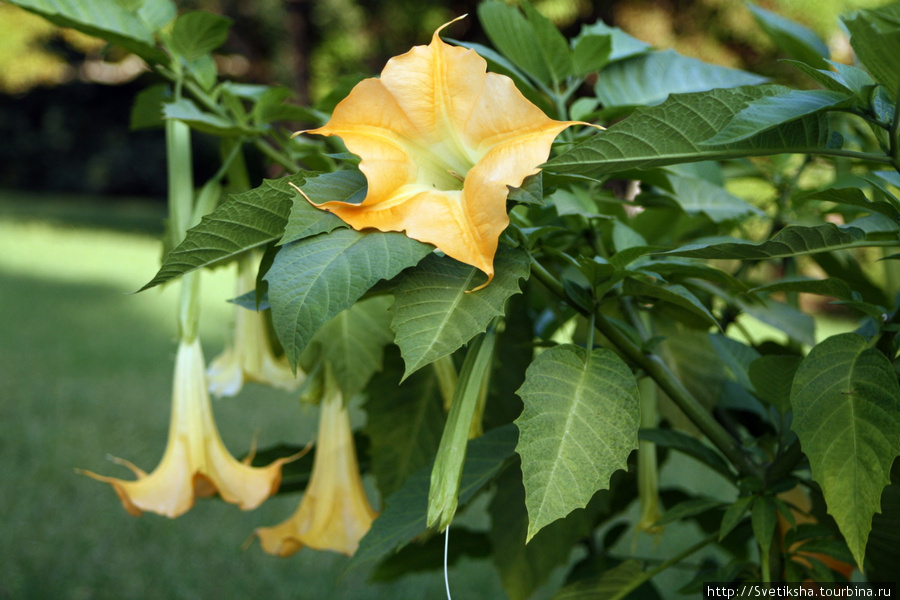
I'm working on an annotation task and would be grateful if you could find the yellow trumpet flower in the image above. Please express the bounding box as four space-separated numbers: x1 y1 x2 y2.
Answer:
255 374 376 556
79 337 295 518
300 16 595 290
207 254 301 397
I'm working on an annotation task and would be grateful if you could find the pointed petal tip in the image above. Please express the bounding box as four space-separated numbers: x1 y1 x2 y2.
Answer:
434 14 468 41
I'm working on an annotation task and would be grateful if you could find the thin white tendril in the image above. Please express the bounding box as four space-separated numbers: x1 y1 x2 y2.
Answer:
444 525 452 600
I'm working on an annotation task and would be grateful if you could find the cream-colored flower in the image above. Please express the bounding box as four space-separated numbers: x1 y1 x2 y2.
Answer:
208 254 301 397
79 337 295 517
255 375 376 556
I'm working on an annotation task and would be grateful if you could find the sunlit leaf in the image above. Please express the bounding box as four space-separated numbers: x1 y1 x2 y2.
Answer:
545 86 831 176
594 50 766 108
140 173 311 291
748 3 830 69
703 90 852 145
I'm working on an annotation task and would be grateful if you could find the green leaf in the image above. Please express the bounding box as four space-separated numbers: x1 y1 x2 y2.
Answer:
309 295 394 398
747 3 830 69
279 170 361 245
844 5 900 100
515 345 640 541
594 50 766 108
784 60 876 100
719 496 753 541
663 224 868 260
365 350 445 498
7 0 169 63
623 278 719 329
639 428 733 480
803 187 900 222
346 424 517 574
140 172 309 291
752 276 856 301
653 497 725 527
664 174 763 222
575 21 651 64
752 495 778 559
545 86 831 176
791 333 900 569
266 229 432 367
571 28 612 76
703 90 852 145
489 463 595 600
748 355 801 415
129 83 168 130
163 98 248 136
390 246 530 379
168 10 231 61
477 0 571 85
736 295 815 347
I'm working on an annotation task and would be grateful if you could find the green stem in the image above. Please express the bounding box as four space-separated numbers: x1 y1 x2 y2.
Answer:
530 259 762 480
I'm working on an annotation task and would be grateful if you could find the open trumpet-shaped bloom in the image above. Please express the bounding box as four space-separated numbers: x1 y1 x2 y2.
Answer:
79 337 294 518
255 382 376 557
208 255 301 397
302 17 591 288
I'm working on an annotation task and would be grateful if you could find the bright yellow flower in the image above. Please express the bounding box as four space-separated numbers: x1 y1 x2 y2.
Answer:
207 254 301 397
300 17 593 289
255 376 376 556
79 337 295 518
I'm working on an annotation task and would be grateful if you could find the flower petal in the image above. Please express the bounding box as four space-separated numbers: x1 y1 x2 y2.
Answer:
79 338 294 517
302 17 595 287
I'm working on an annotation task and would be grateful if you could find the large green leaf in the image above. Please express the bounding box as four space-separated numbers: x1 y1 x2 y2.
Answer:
477 0 571 85
390 246 531 379
663 224 869 260
791 333 900 569
843 5 900 100
594 50 766 108
266 229 431 367
703 90 852 145
515 345 640 541
140 172 311 291
346 424 517 573
544 86 831 176
747 3 830 69
365 350 445 498
308 295 394 399
8 0 171 63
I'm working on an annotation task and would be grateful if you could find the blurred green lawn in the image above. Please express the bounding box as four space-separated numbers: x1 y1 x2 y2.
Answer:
0 197 507 600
